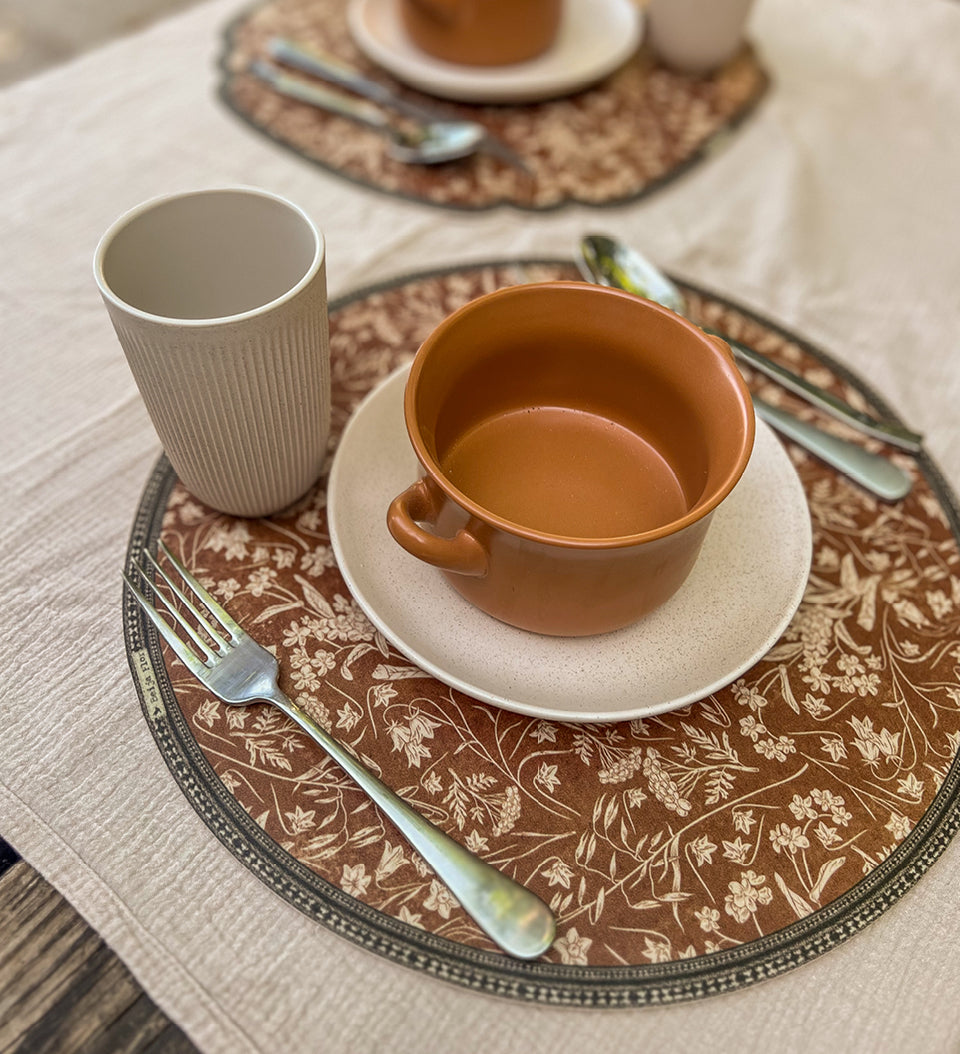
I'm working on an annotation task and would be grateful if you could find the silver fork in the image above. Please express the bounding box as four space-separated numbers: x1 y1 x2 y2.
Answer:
124 540 556 959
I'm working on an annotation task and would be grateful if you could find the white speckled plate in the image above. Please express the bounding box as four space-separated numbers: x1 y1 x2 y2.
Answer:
328 365 812 723
347 0 643 105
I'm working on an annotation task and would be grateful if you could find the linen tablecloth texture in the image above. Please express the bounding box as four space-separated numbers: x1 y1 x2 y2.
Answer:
1 0 959 1051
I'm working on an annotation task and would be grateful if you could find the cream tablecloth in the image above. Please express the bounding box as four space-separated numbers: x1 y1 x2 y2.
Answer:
2 0 959 1050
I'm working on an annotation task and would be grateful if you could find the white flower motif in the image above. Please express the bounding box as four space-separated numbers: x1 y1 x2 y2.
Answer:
272 548 295 570
722 837 751 864
820 736 847 762
337 702 362 731
789 794 817 821
387 709 441 768
397 905 423 929
885 812 912 840
423 879 459 919
284 805 316 835
815 822 841 849
542 859 575 888
247 566 276 596
695 906 721 933
375 841 407 881
732 809 756 834
341 862 371 898
554 927 592 965
769 823 810 855
534 762 561 793
530 721 557 743
464 830 489 854
732 680 767 712
755 735 796 761
690 835 717 866
195 698 220 728
896 773 924 801
642 937 672 963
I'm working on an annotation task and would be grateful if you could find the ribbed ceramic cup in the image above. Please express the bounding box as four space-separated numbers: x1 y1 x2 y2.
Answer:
94 186 330 518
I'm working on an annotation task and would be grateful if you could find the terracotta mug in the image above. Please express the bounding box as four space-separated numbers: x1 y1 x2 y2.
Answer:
386 282 755 637
398 0 563 67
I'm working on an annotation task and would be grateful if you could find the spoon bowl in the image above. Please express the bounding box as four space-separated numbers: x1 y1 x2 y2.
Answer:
387 120 485 165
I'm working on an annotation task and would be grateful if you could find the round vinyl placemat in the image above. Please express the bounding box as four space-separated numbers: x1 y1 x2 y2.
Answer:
123 261 960 1005
217 0 770 211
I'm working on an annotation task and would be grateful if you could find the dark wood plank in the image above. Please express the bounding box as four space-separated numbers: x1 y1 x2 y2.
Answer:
0 860 197 1053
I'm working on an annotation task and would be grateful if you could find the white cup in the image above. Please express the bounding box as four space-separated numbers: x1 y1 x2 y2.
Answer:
95 186 330 518
646 0 755 75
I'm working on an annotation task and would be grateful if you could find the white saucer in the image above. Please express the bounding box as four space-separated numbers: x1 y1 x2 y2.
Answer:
346 0 644 104
328 366 812 724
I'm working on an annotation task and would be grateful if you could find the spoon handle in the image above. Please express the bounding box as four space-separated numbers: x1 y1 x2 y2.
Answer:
754 398 912 502
707 328 924 453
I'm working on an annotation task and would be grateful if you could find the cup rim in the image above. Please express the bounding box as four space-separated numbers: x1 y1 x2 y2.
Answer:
92 185 325 328
403 281 756 551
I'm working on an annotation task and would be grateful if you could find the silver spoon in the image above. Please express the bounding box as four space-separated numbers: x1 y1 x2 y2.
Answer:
267 37 530 174
578 235 923 453
577 234 914 502
250 60 485 165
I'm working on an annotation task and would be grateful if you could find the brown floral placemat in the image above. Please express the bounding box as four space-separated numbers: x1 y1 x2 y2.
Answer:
124 261 960 1004
217 0 769 210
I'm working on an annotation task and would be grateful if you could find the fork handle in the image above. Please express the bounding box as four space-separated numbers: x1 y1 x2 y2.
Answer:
266 689 557 959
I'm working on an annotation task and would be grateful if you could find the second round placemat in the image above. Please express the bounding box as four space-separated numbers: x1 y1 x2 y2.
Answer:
218 0 770 210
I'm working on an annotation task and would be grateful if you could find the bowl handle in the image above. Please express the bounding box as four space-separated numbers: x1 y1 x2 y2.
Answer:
387 478 488 578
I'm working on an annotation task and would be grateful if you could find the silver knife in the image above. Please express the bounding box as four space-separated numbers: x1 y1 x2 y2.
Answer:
708 327 923 453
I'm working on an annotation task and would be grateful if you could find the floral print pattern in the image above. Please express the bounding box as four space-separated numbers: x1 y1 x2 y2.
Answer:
150 263 959 970
219 0 769 210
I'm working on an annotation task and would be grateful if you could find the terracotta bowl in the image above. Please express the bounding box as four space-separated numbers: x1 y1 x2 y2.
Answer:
398 0 562 67
386 282 755 636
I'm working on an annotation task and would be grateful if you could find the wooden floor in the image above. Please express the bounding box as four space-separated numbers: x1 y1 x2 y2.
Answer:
0 847 197 1053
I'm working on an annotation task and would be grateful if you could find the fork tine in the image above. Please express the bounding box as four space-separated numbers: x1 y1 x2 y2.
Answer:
157 540 245 641
127 554 222 664
143 548 230 656
122 569 210 676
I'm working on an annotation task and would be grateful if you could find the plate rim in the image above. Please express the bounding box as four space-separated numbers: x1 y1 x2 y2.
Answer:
346 0 644 104
328 363 813 723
